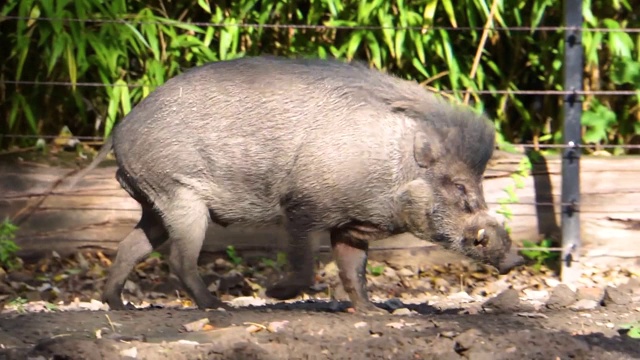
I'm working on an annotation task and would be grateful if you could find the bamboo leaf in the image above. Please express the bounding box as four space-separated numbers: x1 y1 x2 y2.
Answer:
27 4 40 27
197 0 211 14
412 57 429 78
66 39 77 91
17 93 38 133
117 79 132 116
219 28 232 60
423 0 438 26
394 30 406 64
441 0 458 28
48 32 67 75
122 21 152 52
105 85 122 138
413 32 426 64
347 31 365 60
377 13 396 58
365 32 382 68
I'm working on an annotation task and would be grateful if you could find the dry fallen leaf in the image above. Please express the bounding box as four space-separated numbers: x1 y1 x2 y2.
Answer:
354 322 368 329
244 322 267 333
182 318 210 332
246 324 263 333
267 320 289 333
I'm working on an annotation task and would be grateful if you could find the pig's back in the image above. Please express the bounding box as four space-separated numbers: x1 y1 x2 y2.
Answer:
111 57 421 225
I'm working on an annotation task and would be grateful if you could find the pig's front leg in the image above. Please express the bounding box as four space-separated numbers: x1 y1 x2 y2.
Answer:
330 229 386 315
266 223 316 300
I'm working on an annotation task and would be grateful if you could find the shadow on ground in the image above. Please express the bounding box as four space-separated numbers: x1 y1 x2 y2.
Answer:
0 299 638 360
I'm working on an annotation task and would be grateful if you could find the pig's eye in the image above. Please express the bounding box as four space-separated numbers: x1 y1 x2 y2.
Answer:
455 183 466 194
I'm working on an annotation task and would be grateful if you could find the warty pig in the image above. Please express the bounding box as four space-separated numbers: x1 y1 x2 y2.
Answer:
69 55 524 314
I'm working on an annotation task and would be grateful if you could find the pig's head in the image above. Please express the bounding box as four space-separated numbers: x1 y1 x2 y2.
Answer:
409 108 524 274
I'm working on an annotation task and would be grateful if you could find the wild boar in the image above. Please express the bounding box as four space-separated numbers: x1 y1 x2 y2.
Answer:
69 55 523 313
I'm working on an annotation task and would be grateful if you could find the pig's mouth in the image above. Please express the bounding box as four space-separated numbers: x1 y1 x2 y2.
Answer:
432 227 524 274
465 228 525 274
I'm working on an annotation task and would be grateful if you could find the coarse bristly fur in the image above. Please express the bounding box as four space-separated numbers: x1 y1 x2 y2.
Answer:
68 55 521 311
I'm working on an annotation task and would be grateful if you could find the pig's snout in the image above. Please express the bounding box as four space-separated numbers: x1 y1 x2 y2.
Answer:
498 249 525 274
464 217 505 250
461 213 524 273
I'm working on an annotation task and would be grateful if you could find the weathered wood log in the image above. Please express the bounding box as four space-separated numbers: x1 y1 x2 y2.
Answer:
1 151 639 270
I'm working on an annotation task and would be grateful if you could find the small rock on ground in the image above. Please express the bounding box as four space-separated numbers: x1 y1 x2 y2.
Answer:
546 284 577 309
602 286 632 306
482 288 520 312
576 287 605 302
570 299 600 311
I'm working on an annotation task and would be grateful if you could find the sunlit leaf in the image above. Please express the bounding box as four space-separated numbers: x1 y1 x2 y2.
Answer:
347 31 365 60
441 0 457 27
27 4 40 27
582 100 617 143
611 58 640 85
197 0 211 14
66 40 77 91
423 0 438 26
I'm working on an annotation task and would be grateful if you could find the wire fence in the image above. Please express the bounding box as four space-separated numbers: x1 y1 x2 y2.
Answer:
4 79 640 97
4 134 640 151
1 12 639 265
3 15 640 33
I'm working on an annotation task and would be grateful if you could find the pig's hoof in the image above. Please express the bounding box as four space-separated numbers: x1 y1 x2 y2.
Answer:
265 283 305 300
350 302 388 315
202 301 233 312
106 301 137 311
194 296 233 311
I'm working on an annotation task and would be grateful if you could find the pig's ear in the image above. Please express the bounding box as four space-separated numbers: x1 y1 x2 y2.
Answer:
390 101 422 119
413 131 439 168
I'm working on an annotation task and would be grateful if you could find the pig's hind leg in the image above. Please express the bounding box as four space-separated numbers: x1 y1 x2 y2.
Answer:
103 206 168 310
160 188 230 310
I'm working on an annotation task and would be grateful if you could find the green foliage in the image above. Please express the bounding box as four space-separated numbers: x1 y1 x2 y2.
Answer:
580 0 640 152
496 155 532 233
260 251 288 270
44 302 59 311
619 322 640 339
225 245 243 266
0 218 21 271
520 238 560 271
367 264 385 276
0 0 638 151
8 296 28 313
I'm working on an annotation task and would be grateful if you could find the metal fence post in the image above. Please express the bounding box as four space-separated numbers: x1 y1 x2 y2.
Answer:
561 0 583 284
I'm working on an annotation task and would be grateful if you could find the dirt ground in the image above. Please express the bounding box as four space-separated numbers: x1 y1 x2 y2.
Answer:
0 251 639 360
0 298 638 360
1 133 639 359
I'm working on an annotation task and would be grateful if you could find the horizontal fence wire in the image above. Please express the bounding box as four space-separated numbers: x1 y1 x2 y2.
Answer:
4 134 640 150
3 80 640 97
3 15 640 33
2 185 640 211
